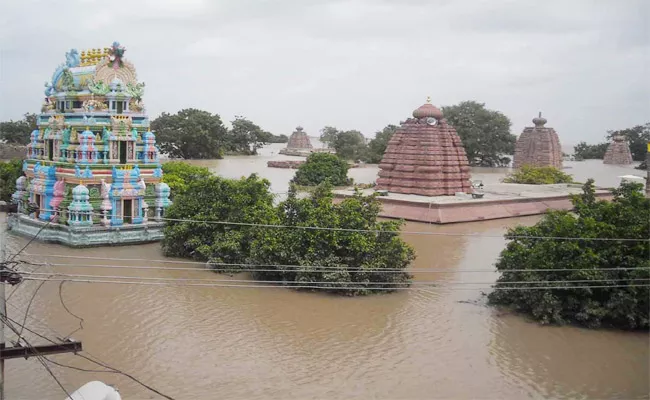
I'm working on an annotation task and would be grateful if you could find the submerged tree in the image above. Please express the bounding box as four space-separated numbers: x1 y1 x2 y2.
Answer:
152 109 228 159
489 180 650 330
246 182 415 295
292 153 351 187
365 124 399 163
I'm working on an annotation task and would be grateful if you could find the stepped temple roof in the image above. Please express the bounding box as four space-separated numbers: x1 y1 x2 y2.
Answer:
375 99 471 196
513 113 563 169
285 126 313 149
603 135 633 165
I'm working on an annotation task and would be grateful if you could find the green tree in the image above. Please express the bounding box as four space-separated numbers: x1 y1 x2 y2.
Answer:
489 180 650 330
292 153 351 186
319 126 339 148
503 165 574 184
151 109 228 159
161 174 276 264
0 160 23 202
365 124 398 163
573 141 608 160
244 182 415 295
267 134 289 144
227 116 273 155
332 130 367 161
0 113 37 145
442 101 515 167
607 123 650 162
161 161 212 198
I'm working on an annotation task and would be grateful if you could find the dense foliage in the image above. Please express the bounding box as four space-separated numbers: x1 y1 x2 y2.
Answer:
152 109 228 159
0 113 37 145
365 124 398 163
503 165 574 184
161 161 212 198
607 123 649 162
319 127 368 161
0 160 23 202
151 109 274 159
162 174 276 264
573 141 608 160
245 183 415 295
489 180 650 330
292 153 351 186
267 134 289 143
442 101 516 167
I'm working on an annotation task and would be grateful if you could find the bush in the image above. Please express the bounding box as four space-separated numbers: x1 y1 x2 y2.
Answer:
503 165 574 184
161 174 276 264
0 159 23 202
243 182 415 295
161 161 212 198
488 180 650 330
292 153 352 186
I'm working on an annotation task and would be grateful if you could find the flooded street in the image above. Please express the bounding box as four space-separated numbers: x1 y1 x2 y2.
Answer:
2 145 648 399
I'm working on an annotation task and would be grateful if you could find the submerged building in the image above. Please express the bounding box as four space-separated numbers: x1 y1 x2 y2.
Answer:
376 99 472 196
279 126 316 156
603 135 633 165
9 42 172 247
513 113 563 169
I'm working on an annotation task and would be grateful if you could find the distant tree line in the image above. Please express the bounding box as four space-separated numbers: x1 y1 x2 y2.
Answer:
0 113 37 145
573 123 649 162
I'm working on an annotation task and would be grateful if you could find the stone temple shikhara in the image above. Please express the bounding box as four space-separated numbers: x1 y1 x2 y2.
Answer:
279 126 314 156
9 42 172 247
603 135 633 165
376 99 472 196
513 113 563 169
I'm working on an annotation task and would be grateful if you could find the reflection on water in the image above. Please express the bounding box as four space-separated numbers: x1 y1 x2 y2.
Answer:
2 147 648 399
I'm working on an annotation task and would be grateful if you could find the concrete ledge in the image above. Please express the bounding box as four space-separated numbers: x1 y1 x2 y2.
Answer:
333 185 614 224
7 213 165 247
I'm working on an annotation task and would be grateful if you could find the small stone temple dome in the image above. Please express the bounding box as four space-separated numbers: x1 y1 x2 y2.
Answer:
412 100 443 120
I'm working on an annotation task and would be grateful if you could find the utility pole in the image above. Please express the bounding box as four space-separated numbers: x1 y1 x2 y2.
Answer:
0 215 81 399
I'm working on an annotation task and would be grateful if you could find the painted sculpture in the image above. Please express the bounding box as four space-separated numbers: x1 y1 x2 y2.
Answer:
12 43 171 246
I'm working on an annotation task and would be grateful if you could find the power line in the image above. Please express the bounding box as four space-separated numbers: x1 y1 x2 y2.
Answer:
19 271 650 287
27 208 649 242
1 313 175 400
22 277 650 291
18 256 650 274
0 314 72 399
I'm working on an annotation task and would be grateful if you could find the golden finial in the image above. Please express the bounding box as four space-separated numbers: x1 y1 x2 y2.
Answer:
426 96 431 103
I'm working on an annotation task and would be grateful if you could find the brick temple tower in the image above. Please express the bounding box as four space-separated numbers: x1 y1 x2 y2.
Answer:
603 135 633 165
513 112 563 169
285 126 313 150
375 99 471 196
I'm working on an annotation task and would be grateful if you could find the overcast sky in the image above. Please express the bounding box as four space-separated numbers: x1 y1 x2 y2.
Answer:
1 0 648 146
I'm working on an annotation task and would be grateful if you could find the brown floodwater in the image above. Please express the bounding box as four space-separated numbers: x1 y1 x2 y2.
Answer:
1 145 648 399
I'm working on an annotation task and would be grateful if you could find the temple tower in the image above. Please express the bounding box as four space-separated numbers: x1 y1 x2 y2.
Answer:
513 113 563 169
603 135 633 165
375 99 471 196
285 126 313 150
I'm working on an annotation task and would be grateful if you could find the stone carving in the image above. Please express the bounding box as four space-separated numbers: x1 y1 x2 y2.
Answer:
603 135 633 165
94 57 137 86
376 100 472 196
88 79 111 95
513 113 563 169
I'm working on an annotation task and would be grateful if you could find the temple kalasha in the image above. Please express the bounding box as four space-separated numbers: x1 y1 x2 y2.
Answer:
603 135 633 165
513 113 563 169
9 42 172 246
376 100 472 196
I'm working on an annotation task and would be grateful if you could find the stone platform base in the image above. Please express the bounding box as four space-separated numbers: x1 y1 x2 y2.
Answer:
334 183 614 224
7 214 165 247
278 148 334 157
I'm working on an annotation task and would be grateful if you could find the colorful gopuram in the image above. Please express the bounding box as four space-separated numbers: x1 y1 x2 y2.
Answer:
603 135 633 165
513 113 563 169
9 42 172 247
375 99 472 196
